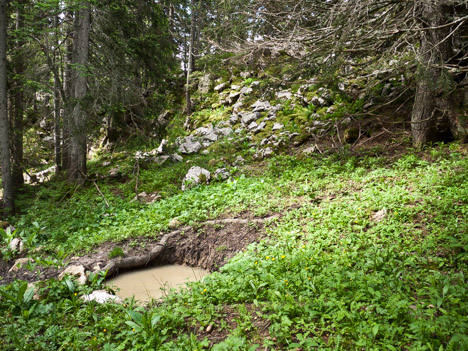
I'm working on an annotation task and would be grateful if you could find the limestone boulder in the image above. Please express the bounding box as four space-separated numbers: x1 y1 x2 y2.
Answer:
241 112 261 125
182 166 211 191
82 290 122 304
59 265 87 285
214 82 227 92
178 136 202 154
251 100 272 112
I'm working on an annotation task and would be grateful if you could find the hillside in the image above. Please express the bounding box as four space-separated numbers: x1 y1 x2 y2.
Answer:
0 56 467 350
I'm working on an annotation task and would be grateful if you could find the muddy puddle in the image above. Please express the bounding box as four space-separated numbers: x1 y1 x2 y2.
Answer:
107 265 208 301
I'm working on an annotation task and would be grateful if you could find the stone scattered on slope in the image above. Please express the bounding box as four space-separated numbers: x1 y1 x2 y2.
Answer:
240 86 253 95
82 290 122 304
59 265 87 285
182 166 211 191
213 168 230 180
215 126 233 136
9 258 34 272
234 156 245 165
372 208 388 222
241 112 261 125
251 100 272 112
171 154 183 162
8 238 24 253
272 123 284 131
232 101 243 113
254 147 274 160
156 139 167 155
214 82 227 92
276 90 293 100
178 136 202 154
248 121 258 131
227 91 241 105
254 121 266 134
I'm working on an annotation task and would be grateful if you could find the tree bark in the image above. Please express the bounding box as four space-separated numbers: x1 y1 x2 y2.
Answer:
68 2 90 182
12 0 25 187
62 10 74 171
411 2 451 148
184 0 196 129
53 14 62 172
0 0 14 213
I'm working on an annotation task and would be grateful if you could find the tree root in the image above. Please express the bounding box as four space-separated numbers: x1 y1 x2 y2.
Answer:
101 216 277 277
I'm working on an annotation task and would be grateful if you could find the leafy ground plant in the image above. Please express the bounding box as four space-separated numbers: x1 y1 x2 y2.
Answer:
0 145 467 350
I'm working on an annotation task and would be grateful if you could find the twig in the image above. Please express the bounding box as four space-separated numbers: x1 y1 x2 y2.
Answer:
356 130 387 147
134 160 140 196
93 180 110 208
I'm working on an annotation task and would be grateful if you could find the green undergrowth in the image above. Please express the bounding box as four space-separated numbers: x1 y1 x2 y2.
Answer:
1 145 467 349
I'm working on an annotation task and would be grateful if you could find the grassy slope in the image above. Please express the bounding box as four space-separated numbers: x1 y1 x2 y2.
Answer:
1 144 467 350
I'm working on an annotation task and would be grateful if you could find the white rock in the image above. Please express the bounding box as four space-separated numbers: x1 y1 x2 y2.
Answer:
303 146 316 155
213 168 230 180
182 166 211 191
9 258 34 272
231 85 241 90
372 209 387 222
8 238 24 253
241 112 261 125
59 265 87 285
214 82 227 92
254 122 266 133
178 136 202 154
311 96 326 107
276 90 293 100
82 290 122 304
248 122 258 131
232 101 243 113
229 114 239 125
240 86 253 95
203 131 218 142
156 139 167 155
234 156 245 165
251 100 272 112
214 126 233 136
272 123 284 131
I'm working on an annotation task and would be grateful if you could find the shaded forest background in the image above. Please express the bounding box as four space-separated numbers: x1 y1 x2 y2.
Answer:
0 0 467 213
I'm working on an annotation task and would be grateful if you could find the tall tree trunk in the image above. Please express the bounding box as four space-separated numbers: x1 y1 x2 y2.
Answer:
68 2 90 182
12 0 25 187
62 10 74 171
184 0 196 129
411 2 451 148
53 14 62 172
0 0 14 213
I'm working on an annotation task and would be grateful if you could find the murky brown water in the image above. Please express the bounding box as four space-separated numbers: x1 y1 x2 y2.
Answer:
107 265 208 302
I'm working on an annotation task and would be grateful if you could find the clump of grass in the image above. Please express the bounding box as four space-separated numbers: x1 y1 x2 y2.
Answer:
108 247 125 259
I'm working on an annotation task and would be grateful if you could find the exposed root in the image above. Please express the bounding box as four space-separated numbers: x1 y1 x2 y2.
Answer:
101 216 277 277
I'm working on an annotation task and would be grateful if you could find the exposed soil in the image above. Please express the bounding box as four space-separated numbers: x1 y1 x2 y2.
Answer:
0 216 276 286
